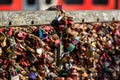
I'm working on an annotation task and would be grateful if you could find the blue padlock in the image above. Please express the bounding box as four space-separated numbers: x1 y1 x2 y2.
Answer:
38 29 43 38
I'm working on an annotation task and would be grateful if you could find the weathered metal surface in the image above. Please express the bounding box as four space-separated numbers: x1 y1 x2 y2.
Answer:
0 10 120 26
66 10 120 23
1 11 57 26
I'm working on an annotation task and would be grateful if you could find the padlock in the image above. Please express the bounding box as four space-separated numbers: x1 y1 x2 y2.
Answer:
8 36 17 49
0 28 4 32
49 35 54 42
54 39 61 46
52 34 59 40
26 51 37 63
44 44 51 51
28 33 45 47
46 55 54 64
72 24 81 30
17 31 27 40
0 32 7 47
114 29 120 36
72 36 80 45
66 77 72 80
51 34 61 46
81 72 88 78
28 66 37 80
0 68 3 74
0 47 2 56
66 27 79 37
66 16 73 27
36 48 44 56
67 43 75 52
58 24 65 31
72 39 79 45
60 55 68 64
8 27 13 37
38 28 43 38
24 42 31 52
93 33 98 38
44 26 52 32
19 42 27 51
48 72 58 79
55 77 65 80
46 36 51 42
81 46 86 51
6 46 15 58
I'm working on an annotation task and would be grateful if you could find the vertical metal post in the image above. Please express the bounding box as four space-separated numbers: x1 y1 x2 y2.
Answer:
56 31 63 67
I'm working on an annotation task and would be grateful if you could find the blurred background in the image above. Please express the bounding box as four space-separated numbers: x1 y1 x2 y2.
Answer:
0 0 119 10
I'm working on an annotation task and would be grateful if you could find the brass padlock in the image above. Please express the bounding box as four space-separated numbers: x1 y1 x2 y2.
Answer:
0 32 7 47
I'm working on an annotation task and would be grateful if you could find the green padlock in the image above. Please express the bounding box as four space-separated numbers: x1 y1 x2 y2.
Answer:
67 43 75 52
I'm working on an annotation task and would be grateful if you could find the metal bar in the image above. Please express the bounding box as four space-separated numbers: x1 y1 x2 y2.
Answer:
66 10 120 23
0 10 120 26
1 11 57 26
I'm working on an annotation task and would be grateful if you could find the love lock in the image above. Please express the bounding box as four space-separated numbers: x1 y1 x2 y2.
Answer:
0 32 7 47
36 48 44 56
8 36 17 48
66 27 79 37
0 8 120 80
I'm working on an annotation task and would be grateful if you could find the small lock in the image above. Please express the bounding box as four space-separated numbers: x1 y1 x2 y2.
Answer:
40 40 46 47
8 36 17 48
58 24 65 31
106 28 110 33
72 39 79 45
72 36 80 45
45 45 51 51
66 18 73 27
0 32 7 47
54 39 61 46
26 51 37 63
66 28 79 37
28 71 37 80
44 26 52 32
36 48 44 56
38 28 43 38
0 47 2 55
46 37 51 42
17 42 26 51
67 43 75 52
52 34 59 40
11 75 19 80
47 55 54 63
49 35 54 42
25 44 36 53
17 31 27 40
0 28 4 32
8 27 13 37
115 29 120 36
